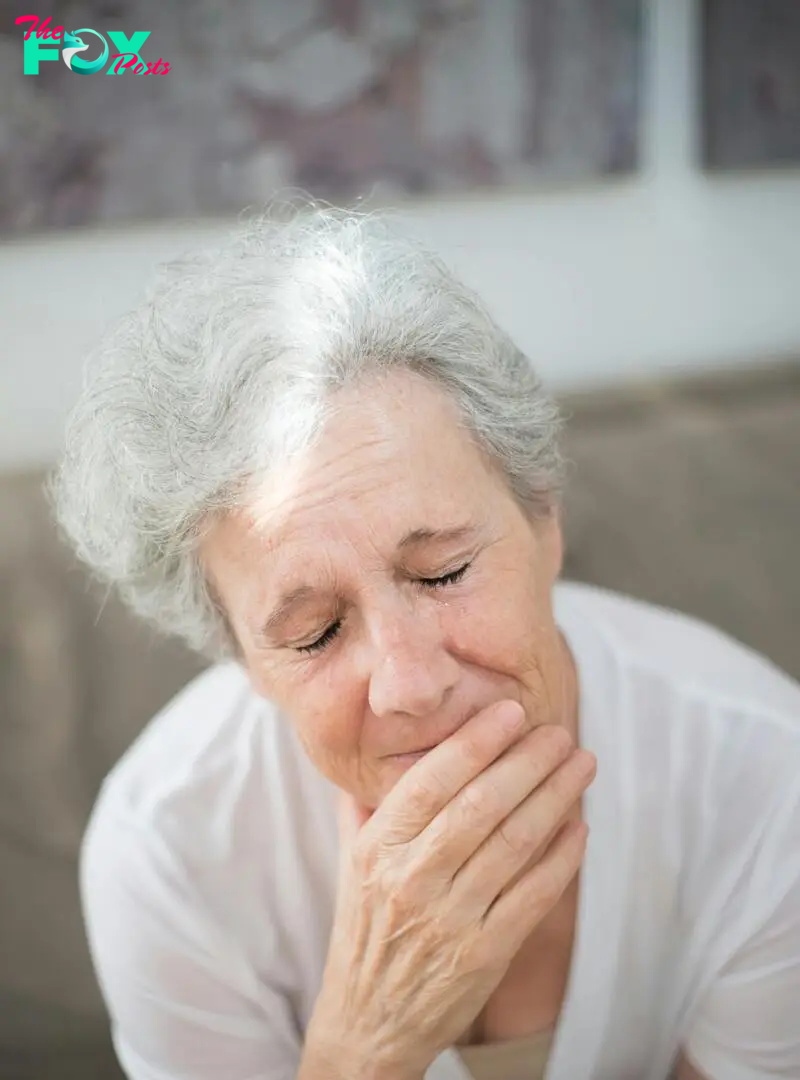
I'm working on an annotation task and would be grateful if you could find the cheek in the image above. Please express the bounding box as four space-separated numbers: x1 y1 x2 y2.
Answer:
252 657 365 769
445 573 544 676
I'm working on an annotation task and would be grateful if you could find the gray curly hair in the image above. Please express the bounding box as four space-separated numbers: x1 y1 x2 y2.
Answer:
50 206 566 659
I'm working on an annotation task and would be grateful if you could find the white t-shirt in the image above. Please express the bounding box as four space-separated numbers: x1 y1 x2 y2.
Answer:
80 581 800 1080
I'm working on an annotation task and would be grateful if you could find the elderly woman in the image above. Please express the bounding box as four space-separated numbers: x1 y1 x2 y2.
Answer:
53 209 800 1080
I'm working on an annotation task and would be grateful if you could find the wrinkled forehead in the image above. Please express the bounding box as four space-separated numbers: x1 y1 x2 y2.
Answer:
242 372 498 538
200 411 501 627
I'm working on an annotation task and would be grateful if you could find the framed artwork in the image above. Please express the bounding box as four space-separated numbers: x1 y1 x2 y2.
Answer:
702 0 800 169
0 0 643 236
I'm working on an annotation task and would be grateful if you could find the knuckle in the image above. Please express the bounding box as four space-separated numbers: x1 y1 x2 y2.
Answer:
494 816 530 859
459 732 492 774
422 818 452 864
550 764 581 803
462 928 505 975
359 845 405 897
458 779 498 823
388 854 447 919
536 723 575 759
400 779 436 822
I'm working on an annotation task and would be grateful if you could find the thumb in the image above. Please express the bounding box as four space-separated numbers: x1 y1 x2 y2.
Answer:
336 788 373 851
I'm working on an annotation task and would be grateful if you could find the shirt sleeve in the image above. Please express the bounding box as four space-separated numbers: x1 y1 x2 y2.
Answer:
80 807 302 1080
683 777 800 1080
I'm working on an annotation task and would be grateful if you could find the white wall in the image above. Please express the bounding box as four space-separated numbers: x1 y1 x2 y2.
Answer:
3 0 800 471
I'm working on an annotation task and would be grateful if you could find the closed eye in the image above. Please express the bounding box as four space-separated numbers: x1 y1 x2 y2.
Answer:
295 562 472 655
418 561 471 589
296 620 341 655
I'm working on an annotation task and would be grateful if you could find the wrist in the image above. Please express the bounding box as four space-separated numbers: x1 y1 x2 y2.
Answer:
300 1033 423 1080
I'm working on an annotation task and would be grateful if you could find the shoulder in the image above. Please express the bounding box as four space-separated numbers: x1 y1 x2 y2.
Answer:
90 660 263 828
556 580 800 864
81 659 338 934
555 579 800 727
78 662 316 1078
559 585 800 1029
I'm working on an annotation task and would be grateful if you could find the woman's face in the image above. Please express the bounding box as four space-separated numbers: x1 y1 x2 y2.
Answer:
202 370 574 809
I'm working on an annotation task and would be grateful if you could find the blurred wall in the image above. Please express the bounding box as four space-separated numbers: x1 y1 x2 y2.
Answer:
2 0 800 472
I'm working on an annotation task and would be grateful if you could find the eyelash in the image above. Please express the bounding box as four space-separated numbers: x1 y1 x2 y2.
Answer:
294 562 472 656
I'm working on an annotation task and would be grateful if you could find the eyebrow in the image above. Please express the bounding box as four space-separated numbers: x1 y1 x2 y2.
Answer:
257 523 482 640
258 584 322 639
396 524 482 551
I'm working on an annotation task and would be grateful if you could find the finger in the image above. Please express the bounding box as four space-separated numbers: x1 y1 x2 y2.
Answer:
453 748 596 904
483 818 589 944
373 699 528 843
417 724 576 876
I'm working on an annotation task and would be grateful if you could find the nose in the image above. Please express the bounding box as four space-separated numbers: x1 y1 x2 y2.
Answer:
367 597 459 719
